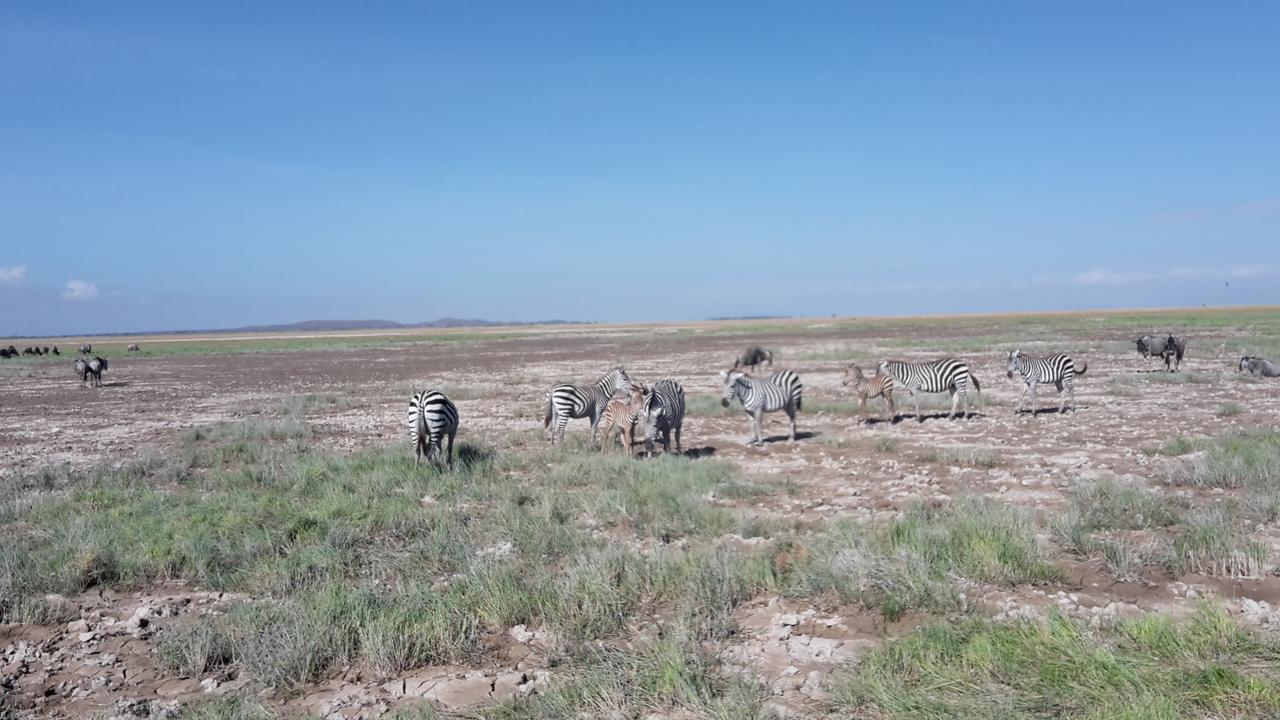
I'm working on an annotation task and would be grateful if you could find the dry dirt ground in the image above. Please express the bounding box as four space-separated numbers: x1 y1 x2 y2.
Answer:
3 314 1279 718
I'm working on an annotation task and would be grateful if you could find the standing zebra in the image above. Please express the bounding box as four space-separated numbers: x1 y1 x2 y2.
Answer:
597 383 646 454
841 363 895 423
1005 350 1087 415
720 369 802 445
86 357 108 387
640 379 686 457
408 389 459 466
74 358 88 386
876 358 980 422
544 366 632 446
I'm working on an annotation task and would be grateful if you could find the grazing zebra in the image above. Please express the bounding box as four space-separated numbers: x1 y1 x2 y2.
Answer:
79 344 93 355
842 363 895 423
86 357 108 387
75 358 88 385
1162 335 1186 372
407 389 459 466
544 366 632 446
641 379 686 456
720 369 802 445
1005 350 1087 415
597 384 646 454
734 346 773 371
876 358 980 422
1240 356 1280 378
128 343 140 352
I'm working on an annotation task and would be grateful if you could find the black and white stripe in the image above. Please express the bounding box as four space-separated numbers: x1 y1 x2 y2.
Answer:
720 369 802 445
1005 350 1086 415
876 358 980 421
842 363 895 423
543 366 631 446
408 389 459 466
641 379 686 456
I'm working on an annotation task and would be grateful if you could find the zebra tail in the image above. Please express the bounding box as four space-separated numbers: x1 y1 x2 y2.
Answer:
971 374 981 393
543 392 553 428
1075 360 1088 376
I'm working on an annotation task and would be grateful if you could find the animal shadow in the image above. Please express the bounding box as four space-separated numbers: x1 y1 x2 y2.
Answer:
762 431 820 444
681 446 718 459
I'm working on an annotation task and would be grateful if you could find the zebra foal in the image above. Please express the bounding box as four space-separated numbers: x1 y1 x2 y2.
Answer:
720 369 802 445
408 389 459 466
543 366 632 446
876 358 980 422
597 383 646 453
641 379 686 456
841 363 894 423
1005 350 1086 415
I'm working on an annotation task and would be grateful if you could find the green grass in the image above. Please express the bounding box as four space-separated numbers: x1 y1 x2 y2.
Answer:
831 603 1280 719
920 446 1004 468
1218 401 1245 417
791 499 1062 619
684 392 734 418
1166 430 1280 490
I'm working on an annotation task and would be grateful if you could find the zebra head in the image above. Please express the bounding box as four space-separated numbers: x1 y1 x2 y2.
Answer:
640 388 664 443
720 369 746 407
841 363 865 386
1006 350 1024 379
609 366 632 395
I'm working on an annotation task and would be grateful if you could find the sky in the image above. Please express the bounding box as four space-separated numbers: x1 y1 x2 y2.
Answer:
2 2 1278 336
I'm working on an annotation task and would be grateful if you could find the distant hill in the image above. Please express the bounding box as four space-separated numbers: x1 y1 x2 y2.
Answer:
211 318 592 334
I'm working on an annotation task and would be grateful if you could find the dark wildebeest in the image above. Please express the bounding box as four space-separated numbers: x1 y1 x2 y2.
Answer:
86 357 108 387
1240 356 1280 378
734 346 774 371
41 346 50 355
79 343 93 355
1161 335 1186 372
51 346 60 356
0 348 10 359
127 343 140 352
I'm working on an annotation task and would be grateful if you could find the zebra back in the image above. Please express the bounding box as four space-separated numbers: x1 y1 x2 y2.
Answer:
878 358 976 394
1006 350 1077 384
642 380 686 438
843 363 892 398
408 389 459 440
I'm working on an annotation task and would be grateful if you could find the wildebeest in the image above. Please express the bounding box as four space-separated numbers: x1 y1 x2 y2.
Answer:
1240 356 1280 378
1161 335 1186 372
734 346 773 371
86 357 108 387
79 343 93 355
22 347 35 356
74 358 88 385
41 346 50 355
51 346 60 356
127 343 140 352
0 348 10 359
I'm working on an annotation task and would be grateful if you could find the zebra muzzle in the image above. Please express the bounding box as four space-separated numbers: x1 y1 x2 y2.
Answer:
720 398 730 408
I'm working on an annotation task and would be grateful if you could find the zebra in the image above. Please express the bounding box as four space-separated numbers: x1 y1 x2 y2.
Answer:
1005 350 1087 415
407 389 459 466
734 346 773 371
841 363 895 423
876 358 980 422
128 343 141 353
86 357 108 387
543 366 632 446
1240 356 1280 378
720 369 802 445
78 344 93 355
597 383 646 454
640 379 686 457
1161 335 1186 372
75 358 88 385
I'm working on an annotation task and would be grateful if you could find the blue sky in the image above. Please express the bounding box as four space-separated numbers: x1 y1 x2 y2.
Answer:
2 3 1277 336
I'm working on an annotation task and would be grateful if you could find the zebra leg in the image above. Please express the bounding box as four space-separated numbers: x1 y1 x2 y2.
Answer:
555 415 569 446
912 390 921 422
1029 382 1038 417
788 407 797 442
674 425 682 454
662 428 672 454
750 410 763 445
947 389 959 420
1016 384 1028 415
446 430 455 468
415 436 423 465
1057 378 1069 414
858 394 867 424
883 392 895 423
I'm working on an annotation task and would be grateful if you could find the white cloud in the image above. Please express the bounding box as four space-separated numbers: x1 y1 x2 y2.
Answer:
0 264 27 285
62 279 100 301
1230 264 1272 278
1073 268 1156 286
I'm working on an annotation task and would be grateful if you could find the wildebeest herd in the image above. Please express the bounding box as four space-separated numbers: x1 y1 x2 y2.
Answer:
0 345 58 358
403 335 1278 467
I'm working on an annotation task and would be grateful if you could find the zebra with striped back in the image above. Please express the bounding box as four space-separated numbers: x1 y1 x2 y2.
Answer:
641 379 686 457
720 369 802 445
876 358 980 422
1240 356 1280 378
842 363 895 423
598 383 647 453
1005 350 1087 415
408 389 459 466
544 366 632 446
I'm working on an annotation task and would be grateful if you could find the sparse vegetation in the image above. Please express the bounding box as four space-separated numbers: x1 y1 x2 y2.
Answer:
831 604 1280 718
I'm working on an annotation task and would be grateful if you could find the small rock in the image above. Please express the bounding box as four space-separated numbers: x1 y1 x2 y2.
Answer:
508 624 534 643
67 620 90 634
777 613 800 627
200 677 218 693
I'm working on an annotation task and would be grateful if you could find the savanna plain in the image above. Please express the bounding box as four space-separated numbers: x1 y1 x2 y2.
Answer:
3 308 1280 720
